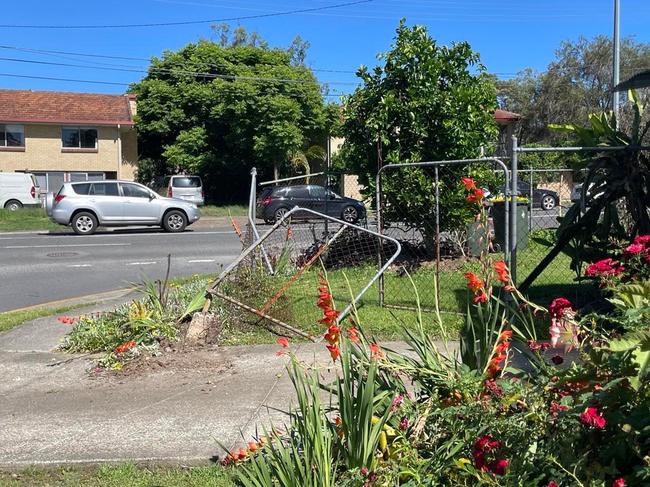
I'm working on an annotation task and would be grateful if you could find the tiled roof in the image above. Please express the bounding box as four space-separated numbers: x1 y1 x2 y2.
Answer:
494 109 522 125
0 89 135 126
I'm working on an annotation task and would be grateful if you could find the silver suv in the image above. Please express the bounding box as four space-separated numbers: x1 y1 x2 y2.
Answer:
46 180 201 235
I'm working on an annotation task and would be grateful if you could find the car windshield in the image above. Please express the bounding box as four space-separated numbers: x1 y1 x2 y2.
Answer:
173 177 201 188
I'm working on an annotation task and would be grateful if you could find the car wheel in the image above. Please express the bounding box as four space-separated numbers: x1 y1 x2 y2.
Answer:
72 212 98 235
163 210 187 232
4 200 23 211
541 195 556 210
341 205 359 223
274 207 290 224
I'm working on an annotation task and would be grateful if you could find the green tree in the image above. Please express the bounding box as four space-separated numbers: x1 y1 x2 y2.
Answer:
498 36 650 145
132 27 329 202
339 20 498 238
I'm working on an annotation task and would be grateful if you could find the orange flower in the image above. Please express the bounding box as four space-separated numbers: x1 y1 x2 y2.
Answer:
326 344 341 361
247 441 259 453
466 188 485 204
499 330 512 342
324 324 341 345
486 332 511 378
347 326 360 343
319 308 340 326
114 340 136 354
473 292 488 304
494 261 510 285
370 343 384 360
461 177 476 190
286 227 293 240
464 272 485 293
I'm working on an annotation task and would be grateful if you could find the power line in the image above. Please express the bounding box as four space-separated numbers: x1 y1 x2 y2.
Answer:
0 0 373 29
0 45 360 75
0 56 359 86
0 72 347 97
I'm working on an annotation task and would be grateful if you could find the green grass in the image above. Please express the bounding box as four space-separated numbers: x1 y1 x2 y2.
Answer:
0 208 60 233
200 205 248 218
0 303 94 334
0 464 233 487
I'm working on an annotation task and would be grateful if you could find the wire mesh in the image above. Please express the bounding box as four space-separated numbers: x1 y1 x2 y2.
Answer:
209 207 400 339
377 161 508 316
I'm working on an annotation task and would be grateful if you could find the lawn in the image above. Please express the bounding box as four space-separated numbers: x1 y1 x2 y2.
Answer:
0 208 60 233
0 464 233 487
200 205 248 218
0 303 95 334
217 232 595 344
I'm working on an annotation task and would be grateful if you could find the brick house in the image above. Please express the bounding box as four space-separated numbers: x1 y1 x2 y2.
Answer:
0 89 137 193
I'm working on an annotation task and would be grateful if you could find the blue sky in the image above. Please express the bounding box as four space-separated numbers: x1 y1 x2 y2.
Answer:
0 0 648 98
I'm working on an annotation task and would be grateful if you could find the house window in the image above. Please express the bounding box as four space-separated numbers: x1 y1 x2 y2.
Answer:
0 124 25 147
62 127 97 149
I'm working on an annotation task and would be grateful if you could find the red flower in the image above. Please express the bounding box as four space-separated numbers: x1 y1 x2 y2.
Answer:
326 344 340 361
466 188 485 204
370 343 384 360
612 478 626 487
473 292 488 303
549 297 572 319
585 258 625 277
484 379 504 398
347 326 360 343
461 177 476 190
633 235 650 245
276 337 289 348
528 340 542 352
579 406 606 429
549 401 568 417
624 243 645 256
548 482 559 487
474 435 501 453
464 272 485 293
114 340 136 354
323 324 341 345
494 260 510 284
489 459 509 475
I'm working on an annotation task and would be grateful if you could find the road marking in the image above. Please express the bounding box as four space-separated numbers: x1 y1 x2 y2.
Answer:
3 243 131 249
187 259 216 263
126 261 157 266
68 264 92 268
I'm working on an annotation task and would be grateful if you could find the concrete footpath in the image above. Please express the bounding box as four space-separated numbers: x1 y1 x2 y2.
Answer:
0 300 421 468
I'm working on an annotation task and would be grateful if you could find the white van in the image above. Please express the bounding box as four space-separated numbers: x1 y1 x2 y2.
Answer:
156 175 205 206
0 173 41 211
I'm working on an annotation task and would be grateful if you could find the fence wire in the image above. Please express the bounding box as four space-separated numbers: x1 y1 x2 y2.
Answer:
209 207 400 339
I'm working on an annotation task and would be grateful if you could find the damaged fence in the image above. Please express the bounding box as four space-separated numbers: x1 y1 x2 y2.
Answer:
207 207 401 339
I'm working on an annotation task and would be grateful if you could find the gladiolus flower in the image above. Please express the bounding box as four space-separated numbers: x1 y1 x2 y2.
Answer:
494 260 510 284
347 326 360 343
247 441 258 452
464 272 484 293
323 324 341 345
473 292 488 303
461 177 476 190
326 344 340 361
579 406 606 429
612 478 626 487
466 188 485 204
276 337 289 348
370 343 384 359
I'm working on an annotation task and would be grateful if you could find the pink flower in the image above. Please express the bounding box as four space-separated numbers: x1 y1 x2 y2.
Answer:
633 235 650 246
489 458 509 475
579 406 606 429
399 417 410 430
612 478 626 487
624 243 645 255
548 482 559 487
391 394 404 412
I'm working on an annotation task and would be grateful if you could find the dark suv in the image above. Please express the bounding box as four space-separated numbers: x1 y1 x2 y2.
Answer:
257 185 366 224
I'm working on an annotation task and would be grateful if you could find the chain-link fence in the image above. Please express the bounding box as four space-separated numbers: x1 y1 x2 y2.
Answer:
376 158 511 318
209 207 400 339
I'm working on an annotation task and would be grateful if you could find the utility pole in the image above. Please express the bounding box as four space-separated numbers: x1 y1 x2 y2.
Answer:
613 0 621 121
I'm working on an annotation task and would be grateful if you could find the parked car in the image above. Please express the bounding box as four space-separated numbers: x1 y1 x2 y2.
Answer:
256 185 366 224
46 180 201 235
154 175 205 206
0 172 40 210
498 180 559 210
571 182 603 205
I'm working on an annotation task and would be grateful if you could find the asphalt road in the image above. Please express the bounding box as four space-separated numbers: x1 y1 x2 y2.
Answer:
0 227 242 312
